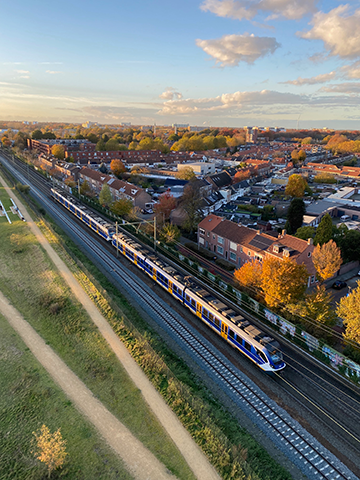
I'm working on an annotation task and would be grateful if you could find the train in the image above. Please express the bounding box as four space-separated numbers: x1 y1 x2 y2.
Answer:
51 187 285 372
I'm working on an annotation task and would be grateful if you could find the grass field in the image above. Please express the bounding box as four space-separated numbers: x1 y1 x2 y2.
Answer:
0 183 195 480
0 313 133 480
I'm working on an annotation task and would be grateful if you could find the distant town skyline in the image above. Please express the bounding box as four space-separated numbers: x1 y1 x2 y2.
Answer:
1 0 360 129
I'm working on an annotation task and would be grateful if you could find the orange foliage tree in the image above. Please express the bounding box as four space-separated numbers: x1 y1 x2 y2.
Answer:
234 260 262 293
110 159 126 177
153 191 176 221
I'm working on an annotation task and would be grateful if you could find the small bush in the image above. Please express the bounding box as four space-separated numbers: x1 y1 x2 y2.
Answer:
215 258 235 271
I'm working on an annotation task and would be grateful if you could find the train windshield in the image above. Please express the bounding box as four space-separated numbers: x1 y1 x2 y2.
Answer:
268 342 283 364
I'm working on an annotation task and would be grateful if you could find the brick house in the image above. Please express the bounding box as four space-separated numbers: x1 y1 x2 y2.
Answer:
78 167 151 209
198 214 317 286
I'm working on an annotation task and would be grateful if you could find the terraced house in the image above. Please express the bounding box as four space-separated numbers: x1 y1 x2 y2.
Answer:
198 214 317 287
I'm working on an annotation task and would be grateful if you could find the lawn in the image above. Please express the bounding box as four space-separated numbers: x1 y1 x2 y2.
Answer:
0 313 133 480
0 184 195 480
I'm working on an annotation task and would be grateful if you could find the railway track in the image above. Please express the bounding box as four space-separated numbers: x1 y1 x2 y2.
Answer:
1 153 359 480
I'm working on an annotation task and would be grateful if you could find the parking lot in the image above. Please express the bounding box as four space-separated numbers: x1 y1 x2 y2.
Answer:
327 269 360 306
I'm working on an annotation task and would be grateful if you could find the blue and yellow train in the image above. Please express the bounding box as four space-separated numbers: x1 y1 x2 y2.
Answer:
52 187 285 372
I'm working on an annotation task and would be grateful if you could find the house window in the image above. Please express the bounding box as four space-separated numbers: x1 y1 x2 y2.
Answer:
199 228 205 235
207 232 210 237
217 246 223 254
218 236 224 245
213 234 215 240
230 241 237 251
240 247 243 253
248 251 251 256
311 275 315 283
230 252 236 262
308 252 311 257
199 237 204 245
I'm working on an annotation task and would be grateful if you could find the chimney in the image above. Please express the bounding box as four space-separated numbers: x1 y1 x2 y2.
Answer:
282 229 286 237
307 238 313 245
257 229 261 235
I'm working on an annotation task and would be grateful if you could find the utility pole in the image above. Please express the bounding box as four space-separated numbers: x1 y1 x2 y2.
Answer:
78 179 80 196
116 221 118 257
154 215 157 251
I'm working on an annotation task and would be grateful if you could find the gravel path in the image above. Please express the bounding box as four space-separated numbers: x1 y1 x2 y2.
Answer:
0 175 220 480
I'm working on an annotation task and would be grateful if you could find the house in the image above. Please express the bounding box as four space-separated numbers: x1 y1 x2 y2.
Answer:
106 178 152 210
198 214 317 286
205 171 232 191
78 167 152 209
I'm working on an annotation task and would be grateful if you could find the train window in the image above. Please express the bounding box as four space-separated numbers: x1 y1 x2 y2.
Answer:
203 309 208 318
191 298 196 308
256 349 267 363
244 341 252 352
185 294 190 302
209 313 214 322
214 317 220 328
229 329 235 339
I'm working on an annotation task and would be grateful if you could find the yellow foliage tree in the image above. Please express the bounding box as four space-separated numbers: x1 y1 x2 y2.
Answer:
261 257 308 308
234 261 262 292
312 240 342 281
51 145 65 160
337 282 360 343
32 424 67 478
285 174 308 197
175 166 196 180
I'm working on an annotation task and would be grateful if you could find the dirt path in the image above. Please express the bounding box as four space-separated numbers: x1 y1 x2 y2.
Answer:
0 174 220 480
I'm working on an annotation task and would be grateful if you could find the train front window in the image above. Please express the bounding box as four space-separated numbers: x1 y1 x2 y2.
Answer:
268 343 283 364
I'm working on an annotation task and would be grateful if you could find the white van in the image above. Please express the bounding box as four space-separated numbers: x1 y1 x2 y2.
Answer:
340 215 350 221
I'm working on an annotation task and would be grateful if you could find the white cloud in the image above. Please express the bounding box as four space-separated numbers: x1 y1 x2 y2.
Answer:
15 70 30 74
320 83 360 94
157 88 360 117
46 70 62 74
281 71 336 85
159 87 183 100
19 75 30 79
196 33 280 66
342 61 360 79
38 62 63 65
300 5 360 59
200 0 318 21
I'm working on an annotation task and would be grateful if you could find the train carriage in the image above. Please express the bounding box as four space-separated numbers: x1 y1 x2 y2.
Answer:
52 187 285 372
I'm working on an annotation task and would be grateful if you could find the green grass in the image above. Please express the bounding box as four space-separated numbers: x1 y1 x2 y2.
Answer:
0 184 196 480
0 313 133 480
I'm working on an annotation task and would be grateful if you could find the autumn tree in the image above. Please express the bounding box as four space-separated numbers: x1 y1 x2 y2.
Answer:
111 197 133 216
51 145 65 160
79 180 92 196
314 173 336 184
285 198 306 234
289 285 337 327
337 282 360 343
153 191 176 221
312 240 342 281
110 159 126 177
234 260 262 293
314 213 333 246
1 136 11 147
181 181 204 234
160 223 181 244
285 174 308 197
261 257 308 308
99 183 112 208
176 166 196 180
32 424 67 478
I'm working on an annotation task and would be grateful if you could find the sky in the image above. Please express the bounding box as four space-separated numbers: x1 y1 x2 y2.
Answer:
1 0 360 129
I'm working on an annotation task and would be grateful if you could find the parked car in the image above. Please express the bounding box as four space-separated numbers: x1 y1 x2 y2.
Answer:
332 280 347 290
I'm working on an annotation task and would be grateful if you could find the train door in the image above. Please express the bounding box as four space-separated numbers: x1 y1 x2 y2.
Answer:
134 254 137 266
221 322 228 339
196 303 202 318
168 280 173 294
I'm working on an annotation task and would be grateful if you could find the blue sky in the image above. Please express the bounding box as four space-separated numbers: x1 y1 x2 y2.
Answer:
1 0 360 129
